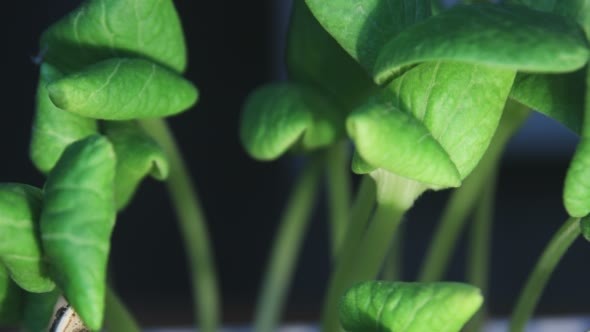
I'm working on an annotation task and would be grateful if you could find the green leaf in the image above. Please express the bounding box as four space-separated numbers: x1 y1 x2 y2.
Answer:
374 4 590 84
351 151 377 174
40 135 116 330
564 68 590 217
30 63 98 173
0 266 23 326
339 281 483 332
507 0 557 12
23 289 60 332
0 184 55 293
40 0 187 73
555 0 590 38
348 62 514 188
304 0 431 73
240 83 343 160
510 71 585 134
581 216 590 242
287 0 376 108
47 58 198 120
103 121 169 209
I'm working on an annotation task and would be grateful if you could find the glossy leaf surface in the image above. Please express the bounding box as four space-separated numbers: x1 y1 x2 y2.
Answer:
304 0 430 73
104 121 169 209
374 4 590 84
30 63 98 173
40 0 186 73
348 62 514 188
340 281 483 332
48 58 198 120
23 289 60 332
240 83 342 160
0 184 55 293
41 135 116 330
564 68 590 217
287 0 375 108
510 71 585 134
0 266 23 325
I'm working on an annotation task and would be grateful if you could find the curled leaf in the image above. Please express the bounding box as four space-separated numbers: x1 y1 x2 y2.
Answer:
348 62 514 189
564 68 590 217
41 135 116 330
103 121 169 209
240 83 343 160
30 63 98 173
374 4 590 84
339 281 483 332
47 58 198 120
0 184 55 293
510 71 585 134
23 289 60 332
304 0 431 73
287 0 376 108
0 266 23 325
40 0 187 73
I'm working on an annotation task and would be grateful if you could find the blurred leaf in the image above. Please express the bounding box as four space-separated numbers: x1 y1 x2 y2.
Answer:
240 83 343 160
304 0 431 73
40 0 187 73
581 217 590 241
30 63 98 173
348 62 514 189
564 68 590 217
41 135 116 330
0 266 23 326
339 281 483 332
0 184 55 293
23 289 60 332
351 151 377 174
47 58 198 120
374 4 590 84
507 0 557 12
510 71 585 134
287 0 376 108
103 121 169 209
555 0 590 38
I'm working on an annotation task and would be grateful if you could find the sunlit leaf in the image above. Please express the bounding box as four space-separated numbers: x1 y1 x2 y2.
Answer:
47 58 198 120
41 135 116 330
103 121 169 209
240 83 343 160
0 184 55 293
40 0 187 73
340 281 483 332
30 63 98 173
374 4 590 84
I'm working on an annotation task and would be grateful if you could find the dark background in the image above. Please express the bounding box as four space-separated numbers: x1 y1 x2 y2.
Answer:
1 0 588 328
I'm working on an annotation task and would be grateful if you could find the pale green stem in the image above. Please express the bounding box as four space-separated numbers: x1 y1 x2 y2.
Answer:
419 102 530 282
103 288 141 332
464 169 497 332
326 142 352 258
382 221 404 281
509 217 581 332
321 203 407 332
140 118 219 332
253 158 322 332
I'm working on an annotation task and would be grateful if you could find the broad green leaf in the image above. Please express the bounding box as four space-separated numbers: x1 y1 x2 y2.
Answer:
47 58 198 120
339 281 483 332
240 83 343 160
41 135 116 330
582 217 590 241
30 63 98 173
40 0 186 73
564 68 590 217
103 121 169 209
0 184 55 293
287 0 376 108
0 266 23 325
510 71 585 134
23 289 60 332
304 0 431 73
349 62 514 188
374 4 590 84
351 151 377 174
555 0 590 38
